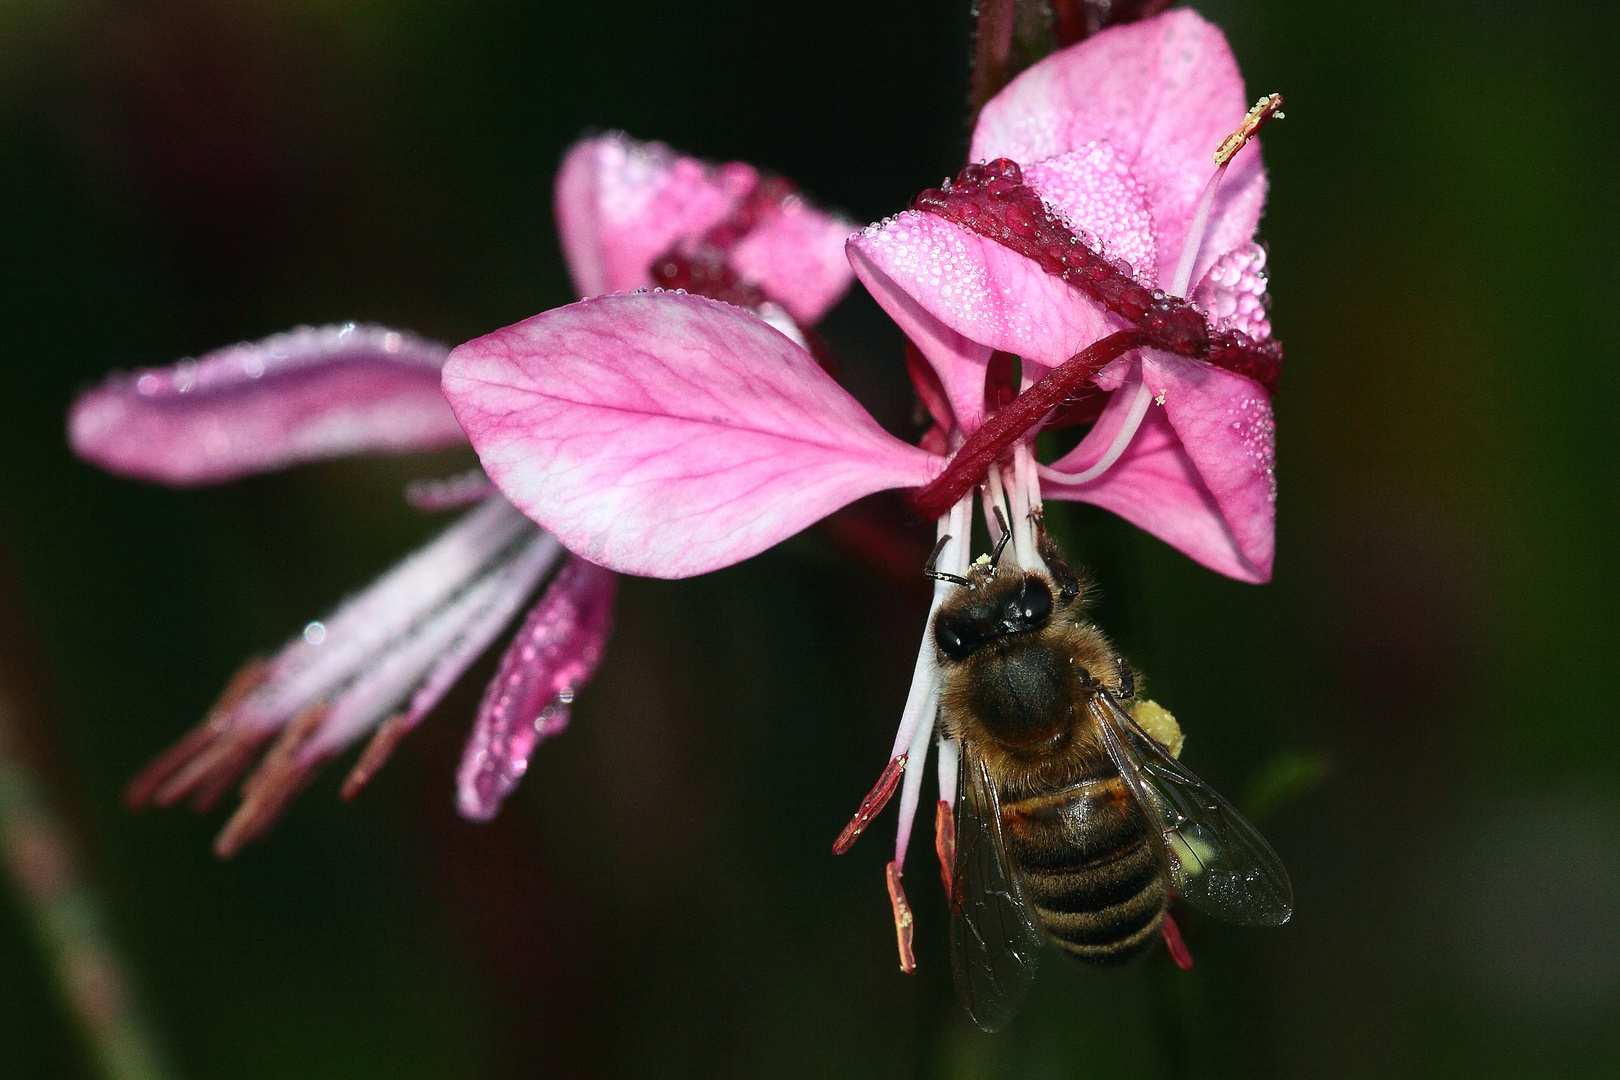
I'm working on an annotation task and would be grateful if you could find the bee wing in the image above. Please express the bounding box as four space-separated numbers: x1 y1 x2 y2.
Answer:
1089 692 1294 927
948 752 1044 1033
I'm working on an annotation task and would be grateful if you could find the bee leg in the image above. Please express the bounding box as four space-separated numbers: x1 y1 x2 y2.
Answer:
1116 656 1136 701
1032 513 1082 603
923 535 972 587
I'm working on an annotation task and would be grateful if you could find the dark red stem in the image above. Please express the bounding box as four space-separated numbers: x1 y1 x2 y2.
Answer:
912 328 1144 519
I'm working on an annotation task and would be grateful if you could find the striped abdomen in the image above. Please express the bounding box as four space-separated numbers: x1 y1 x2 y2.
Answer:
1001 774 1166 965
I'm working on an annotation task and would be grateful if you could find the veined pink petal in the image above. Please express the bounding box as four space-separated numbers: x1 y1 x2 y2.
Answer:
848 209 1131 375
1044 354 1274 582
727 196 857 325
971 9 1266 290
442 293 942 578
69 324 465 486
457 555 615 821
554 134 754 298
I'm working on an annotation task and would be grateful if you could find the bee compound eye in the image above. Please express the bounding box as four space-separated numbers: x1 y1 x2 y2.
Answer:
934 616 973 661
1021 578 1053 625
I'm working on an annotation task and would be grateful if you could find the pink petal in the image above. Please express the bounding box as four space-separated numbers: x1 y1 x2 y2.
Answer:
1024 143 1159 286
555 134 754 298
442 293 941 578
970 9 1266 289
727 195 857 325
456 555 615 821
69 324 465 486
1044 354 1274 583
848 209 1131 375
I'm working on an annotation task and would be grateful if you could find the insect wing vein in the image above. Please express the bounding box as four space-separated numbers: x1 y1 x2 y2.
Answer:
1090 693 1294 928
949 754 1043 1033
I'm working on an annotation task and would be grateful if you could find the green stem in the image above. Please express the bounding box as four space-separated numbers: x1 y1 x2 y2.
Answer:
0 578 178 1080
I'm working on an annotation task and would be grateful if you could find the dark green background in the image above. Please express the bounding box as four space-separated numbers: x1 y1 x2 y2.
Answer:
2 1 1616 1077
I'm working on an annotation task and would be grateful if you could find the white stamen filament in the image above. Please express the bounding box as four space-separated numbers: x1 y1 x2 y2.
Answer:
239 497 537 731
1169 162 1228 297
888 493 972 868
304 529 563 758
983 461 1009 545
936 734 959 807
1038 365 1154 486
1010 444 1047 575
892 681 939 868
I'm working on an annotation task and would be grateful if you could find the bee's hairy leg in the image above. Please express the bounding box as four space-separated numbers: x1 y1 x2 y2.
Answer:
1032 512 1082 602
1115 656 1136 701
924 535 972 587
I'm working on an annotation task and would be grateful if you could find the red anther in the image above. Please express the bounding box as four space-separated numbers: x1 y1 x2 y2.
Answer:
913 329 1145 519
886 861 917 974
340 713 414 801
125 658 269 810
934 800 958 911
214 702 330 858
834 754 907 854
1162 911 1194 971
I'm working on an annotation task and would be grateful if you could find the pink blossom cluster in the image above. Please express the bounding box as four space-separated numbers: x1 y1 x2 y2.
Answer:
69 8 1282 918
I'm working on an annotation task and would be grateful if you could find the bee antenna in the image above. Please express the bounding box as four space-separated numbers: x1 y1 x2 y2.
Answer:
988 508 1011 571
923 535 972 588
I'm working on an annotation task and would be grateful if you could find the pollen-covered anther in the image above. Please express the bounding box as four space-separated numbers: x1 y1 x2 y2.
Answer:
833 753 907 855
886 860 918 974
1213 93 1285 166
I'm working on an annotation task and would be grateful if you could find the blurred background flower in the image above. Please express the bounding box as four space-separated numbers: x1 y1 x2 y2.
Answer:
1 1 1617 1078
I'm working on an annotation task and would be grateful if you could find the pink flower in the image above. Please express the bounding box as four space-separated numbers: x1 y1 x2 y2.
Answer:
70 134 854 852
850 8 1281 584
441 12 1285 972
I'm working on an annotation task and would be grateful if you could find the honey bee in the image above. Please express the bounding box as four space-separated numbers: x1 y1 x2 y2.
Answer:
925 524 1292 1032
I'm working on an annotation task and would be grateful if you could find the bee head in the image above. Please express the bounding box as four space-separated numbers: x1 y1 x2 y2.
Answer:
933 572 1054 662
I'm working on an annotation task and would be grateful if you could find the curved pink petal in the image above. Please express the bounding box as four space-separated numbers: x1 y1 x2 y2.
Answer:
442 293 942 578
1044 354 1274 582
847 234 993 432
457 555 615 822
848 209 1131 378
69 324 465 487
1024 143 1158 285
971 9 1266 289
554 134 753 297
727 195 857 325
